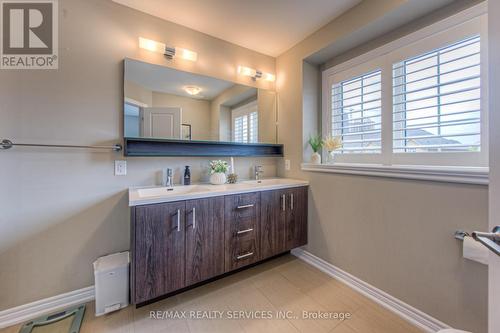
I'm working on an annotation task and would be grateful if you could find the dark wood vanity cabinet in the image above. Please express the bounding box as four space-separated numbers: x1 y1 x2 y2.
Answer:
284 186 308 250
133 201 186 304
131 186 308 305
260 187 308 260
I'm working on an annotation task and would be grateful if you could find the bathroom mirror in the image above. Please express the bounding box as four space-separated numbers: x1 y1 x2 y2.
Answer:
123 58 277 145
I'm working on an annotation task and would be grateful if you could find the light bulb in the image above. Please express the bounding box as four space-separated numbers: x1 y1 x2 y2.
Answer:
238 66 257 77
263 72 276 82
138 37 165 54
176 47 198 61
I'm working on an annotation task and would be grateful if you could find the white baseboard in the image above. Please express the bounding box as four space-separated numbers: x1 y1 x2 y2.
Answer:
291 248 450 333
0 286 95 329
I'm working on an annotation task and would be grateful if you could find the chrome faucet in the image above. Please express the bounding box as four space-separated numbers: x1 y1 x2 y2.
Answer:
164 168 174 188
254 165 263 181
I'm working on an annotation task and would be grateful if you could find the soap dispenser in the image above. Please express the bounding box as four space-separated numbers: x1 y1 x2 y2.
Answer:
183 166 191 185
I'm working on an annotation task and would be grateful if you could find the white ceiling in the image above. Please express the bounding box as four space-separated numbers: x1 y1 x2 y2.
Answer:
125 59 246 100
113 0 362 57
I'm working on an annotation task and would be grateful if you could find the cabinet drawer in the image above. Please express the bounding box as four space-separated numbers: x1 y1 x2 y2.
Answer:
226 192 259 217
224 193 260 271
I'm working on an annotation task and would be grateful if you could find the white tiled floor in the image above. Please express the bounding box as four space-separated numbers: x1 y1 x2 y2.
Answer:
1 255 423 333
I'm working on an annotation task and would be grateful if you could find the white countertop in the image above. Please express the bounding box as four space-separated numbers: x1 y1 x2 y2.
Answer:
129 178 309 207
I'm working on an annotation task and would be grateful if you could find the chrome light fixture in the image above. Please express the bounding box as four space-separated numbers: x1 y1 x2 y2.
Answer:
139 37 198 61
238 65 275 82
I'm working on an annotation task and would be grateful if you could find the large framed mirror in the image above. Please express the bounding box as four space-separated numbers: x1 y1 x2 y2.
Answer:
123 59 281 156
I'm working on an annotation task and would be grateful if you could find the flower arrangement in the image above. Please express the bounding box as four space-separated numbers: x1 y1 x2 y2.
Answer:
308 135 323 153
323 135 342 163
209 160 229 174
323 135 342 152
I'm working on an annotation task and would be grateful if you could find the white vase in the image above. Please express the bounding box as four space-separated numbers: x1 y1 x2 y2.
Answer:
311 152 321 164
210 172 227 185
327 151 335 164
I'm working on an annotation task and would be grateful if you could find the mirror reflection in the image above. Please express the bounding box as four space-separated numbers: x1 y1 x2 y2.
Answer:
124 59 277 144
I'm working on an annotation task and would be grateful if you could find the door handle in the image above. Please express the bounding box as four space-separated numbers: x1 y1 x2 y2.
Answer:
192 207 196 229
290 193 294 210
176 209 181 232
282 194 286 211
472 226 500 256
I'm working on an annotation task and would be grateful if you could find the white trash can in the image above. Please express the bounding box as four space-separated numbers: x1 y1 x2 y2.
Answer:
93 251 129 316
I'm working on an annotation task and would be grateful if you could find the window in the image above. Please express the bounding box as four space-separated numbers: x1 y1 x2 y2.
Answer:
393 36 481 153
332 70 382 154
322 13 487 167
232 100 258 143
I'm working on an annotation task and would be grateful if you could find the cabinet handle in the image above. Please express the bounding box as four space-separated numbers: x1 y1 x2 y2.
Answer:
237 204 254 209
236 252 254 260
291 193 294 210
237 228 254 235
176 209 181 232
192 207 196 229
282 194 286 211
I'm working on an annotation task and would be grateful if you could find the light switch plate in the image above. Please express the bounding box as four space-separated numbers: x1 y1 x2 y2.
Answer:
285 159 291 171
115 160 127 176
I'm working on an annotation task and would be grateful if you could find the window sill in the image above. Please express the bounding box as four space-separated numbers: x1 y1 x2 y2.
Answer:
301 163 489 185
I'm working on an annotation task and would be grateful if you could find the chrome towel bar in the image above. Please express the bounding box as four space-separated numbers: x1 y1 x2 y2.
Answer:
1 139 122 152
454 227 500 256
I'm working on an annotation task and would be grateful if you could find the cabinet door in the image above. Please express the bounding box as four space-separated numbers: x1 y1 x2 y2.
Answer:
260 190 286 259
134 201 186 303
224 192 260 271
285 187 308 250
185 197 224 285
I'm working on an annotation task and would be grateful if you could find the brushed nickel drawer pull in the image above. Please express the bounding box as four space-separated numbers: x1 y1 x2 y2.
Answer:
236 252 254 260
236 204 254 209
237 228 254 235
282 194 286 211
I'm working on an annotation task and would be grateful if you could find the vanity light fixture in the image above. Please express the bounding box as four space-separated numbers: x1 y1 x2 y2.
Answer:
237 65 275 82
184 86 202 96
139 37 198 62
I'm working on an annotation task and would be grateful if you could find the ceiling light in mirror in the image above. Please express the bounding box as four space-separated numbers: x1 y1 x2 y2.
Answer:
184 86 202 96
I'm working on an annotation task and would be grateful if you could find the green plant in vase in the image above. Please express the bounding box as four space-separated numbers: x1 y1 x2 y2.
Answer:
209 160 229 185
308 135 323 164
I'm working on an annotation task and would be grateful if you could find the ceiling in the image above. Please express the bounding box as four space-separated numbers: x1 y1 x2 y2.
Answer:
112 0 362 57
125 59 248 100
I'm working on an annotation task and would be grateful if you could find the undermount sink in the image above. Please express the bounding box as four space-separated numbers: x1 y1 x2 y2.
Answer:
137 185 209 198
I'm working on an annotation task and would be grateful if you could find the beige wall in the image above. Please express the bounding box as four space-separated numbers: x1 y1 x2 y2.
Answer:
0 0 277 310
276 0 488 332
152 92 211 140
124 80 152 106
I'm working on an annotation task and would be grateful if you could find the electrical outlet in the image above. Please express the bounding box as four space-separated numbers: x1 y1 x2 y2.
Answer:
285 159 291 171
115 160 127 176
